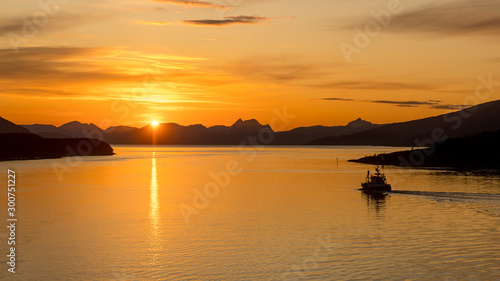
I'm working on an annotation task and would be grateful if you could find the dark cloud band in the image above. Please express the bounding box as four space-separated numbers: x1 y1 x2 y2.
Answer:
155 0 230 10
320 97 463 110
182 16 268 26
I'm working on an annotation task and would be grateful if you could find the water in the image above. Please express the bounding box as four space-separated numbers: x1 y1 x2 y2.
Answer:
1 146 499 280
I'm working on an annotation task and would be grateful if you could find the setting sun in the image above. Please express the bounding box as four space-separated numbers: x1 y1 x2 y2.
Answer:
151 121 159 127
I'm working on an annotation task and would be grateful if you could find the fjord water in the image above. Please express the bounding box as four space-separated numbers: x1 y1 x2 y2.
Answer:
1 146 499 280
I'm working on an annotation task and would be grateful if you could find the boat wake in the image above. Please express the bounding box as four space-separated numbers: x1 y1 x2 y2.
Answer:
389 190 500 216
390 190 500 201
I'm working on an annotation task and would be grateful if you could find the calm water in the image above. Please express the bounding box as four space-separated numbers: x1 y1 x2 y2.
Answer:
1 146 499 280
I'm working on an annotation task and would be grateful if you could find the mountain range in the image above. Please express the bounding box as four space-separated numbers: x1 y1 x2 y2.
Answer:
21 117 380 145
3 99 500 146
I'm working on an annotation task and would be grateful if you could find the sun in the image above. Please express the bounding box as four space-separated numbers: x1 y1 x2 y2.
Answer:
151 121 159 127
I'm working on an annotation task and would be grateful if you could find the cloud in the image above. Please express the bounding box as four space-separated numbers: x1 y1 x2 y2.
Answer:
312 81 436 91
320 97 465 110
430 104 467 110
133 16 275 27
220 57 435 91
127 7 170 13
155 7 171 13
386 0 500 36
132 20 175 26
0 14 104 38
486 57 500 63
371 100 438 107
0 46 246 104
322 97 353 102
219 56 338 85
0 18 25 36
0 46 129 83
0 46 209 99
217 57 440 94
154 0 231 10
182 16 269 26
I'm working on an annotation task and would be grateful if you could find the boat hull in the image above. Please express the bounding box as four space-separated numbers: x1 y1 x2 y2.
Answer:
361 183 391 192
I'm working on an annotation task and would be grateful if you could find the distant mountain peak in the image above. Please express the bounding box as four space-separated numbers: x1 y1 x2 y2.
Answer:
60 121 100 129
231 118 263 128
61 121 82 126
346 118 372 128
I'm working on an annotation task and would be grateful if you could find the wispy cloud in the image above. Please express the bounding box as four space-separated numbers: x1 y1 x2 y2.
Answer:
387 0 500 37
126 7 170 13
221 56 338 85
154 0 231 10
132 20 175 26
219 56 436 92
322 98 353 101
0 46 251 108
371 100 438 107
0 18 25 36
486 57 500 63
312 81 436 91
0 47 132 83
431 104 467 110
0 14 94 37
182 16 269 26
320 97 465 110
0 46 212 100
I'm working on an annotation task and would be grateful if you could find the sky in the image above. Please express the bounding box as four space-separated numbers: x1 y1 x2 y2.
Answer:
0 0 499 130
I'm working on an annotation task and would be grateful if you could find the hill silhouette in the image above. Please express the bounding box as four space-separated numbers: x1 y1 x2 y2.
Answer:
0 116 30 134
272 118 379 145
309 100 500 146
21 124 72 138
0 133 114 161
350 130 500 169
23 121 101 138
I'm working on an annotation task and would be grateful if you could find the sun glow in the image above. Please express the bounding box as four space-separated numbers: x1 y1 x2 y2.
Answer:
151 121 159 127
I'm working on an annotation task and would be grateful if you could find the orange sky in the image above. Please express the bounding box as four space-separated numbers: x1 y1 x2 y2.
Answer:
0 0 499 130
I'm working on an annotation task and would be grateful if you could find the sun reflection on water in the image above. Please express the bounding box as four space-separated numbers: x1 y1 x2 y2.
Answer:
148 152 161 256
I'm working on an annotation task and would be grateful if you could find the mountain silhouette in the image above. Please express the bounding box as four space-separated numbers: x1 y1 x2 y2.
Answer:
0 133 113 161
272 118 379 145
1 117 114 161
21 124 72 138
351 130 500 169
59 121 103 138
104 119 272 145
23 121 102 138
103 126 138 143
309 100 500 146
346 118 373 128
231 118 265 129
0 116 30 134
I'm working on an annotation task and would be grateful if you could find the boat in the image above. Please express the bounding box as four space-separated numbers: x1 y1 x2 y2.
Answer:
361 166 391 192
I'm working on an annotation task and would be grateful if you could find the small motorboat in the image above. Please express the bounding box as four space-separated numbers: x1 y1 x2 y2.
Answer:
361 166 391 192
